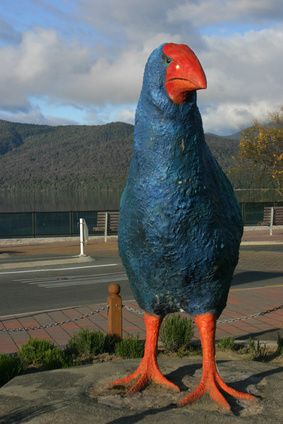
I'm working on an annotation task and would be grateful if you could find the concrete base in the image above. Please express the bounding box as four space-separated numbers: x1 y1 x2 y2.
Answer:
0 357 282 423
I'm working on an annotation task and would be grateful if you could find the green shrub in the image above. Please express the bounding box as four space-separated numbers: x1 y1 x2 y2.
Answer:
276 333 283 356
115 336 145 358
104 334 120 354
217 337 236 351
0 354 23 386
65 329 107 360
19 338 66 370
40 348 68 370
241 338 269 361
160 314 194 354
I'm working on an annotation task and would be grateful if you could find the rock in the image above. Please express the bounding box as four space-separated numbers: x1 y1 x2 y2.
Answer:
0 357 282 423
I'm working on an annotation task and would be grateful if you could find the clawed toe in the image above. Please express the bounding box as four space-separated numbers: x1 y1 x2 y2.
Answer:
111 371 138 388
127 375 149 393
178 371 256 410
215 374 256 401
111 369 180 393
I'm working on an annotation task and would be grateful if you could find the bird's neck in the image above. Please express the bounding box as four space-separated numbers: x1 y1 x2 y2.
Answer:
133 97 205 171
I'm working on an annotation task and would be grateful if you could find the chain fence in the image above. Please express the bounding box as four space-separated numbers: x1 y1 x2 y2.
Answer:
0 303 282 334
0 305 107 333
124 304 283 324
217 305 283 324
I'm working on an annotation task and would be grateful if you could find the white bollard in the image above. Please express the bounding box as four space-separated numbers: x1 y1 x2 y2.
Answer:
104 212 108 243
269 207 274 236
79 218 88 256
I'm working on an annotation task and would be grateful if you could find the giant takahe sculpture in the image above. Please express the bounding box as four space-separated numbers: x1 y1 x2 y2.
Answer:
112 42 255 410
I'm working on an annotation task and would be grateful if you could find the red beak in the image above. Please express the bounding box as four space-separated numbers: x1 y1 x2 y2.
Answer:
163 43 207 104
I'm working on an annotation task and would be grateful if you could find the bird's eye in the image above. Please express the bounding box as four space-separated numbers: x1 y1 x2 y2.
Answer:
163 55 172 66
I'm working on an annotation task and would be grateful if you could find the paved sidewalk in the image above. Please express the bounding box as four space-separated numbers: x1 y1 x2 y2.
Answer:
0 285 282 353
242 226 283 243
0 228 282 353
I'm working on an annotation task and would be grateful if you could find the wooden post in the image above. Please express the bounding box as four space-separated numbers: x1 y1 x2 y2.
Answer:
107 283 122 339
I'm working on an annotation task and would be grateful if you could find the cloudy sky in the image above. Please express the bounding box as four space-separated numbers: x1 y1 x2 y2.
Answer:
0 0 282 134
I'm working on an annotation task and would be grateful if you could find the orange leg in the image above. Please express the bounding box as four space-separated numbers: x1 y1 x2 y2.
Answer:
178 312 256 410
111 313 180 393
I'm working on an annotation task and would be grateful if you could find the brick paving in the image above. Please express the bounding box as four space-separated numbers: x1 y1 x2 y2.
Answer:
0 229 282 353
0 285 282 353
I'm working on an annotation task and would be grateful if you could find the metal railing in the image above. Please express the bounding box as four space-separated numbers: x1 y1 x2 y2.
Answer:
0 210 118 238
0 202 282 238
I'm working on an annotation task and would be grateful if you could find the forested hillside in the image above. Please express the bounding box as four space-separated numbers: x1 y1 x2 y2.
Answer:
0 119 240 192
0 120 53 155
0 120 133 190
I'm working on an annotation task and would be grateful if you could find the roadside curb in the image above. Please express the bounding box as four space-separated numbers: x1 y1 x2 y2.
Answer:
0 235 118 247
0 255 94 271
0 305 82 320
241 241 283 245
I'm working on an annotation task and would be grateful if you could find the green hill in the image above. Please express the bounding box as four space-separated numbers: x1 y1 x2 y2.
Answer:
0 119 239 192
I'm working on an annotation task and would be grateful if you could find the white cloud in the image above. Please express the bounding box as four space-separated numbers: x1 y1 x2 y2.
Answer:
114 107 135 124
76 0 206 55
0 106 77 126
0 2 282 134
78 1 191 40
167 0 283 26
198 28 283 132
0 27 180 110
0 28 90 110
203 29 283 105
202 101 278 134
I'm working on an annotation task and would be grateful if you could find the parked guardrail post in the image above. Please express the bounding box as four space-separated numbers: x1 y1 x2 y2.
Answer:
107 283 122 339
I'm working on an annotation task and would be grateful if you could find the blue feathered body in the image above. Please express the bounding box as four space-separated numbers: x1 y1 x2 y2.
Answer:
118 45 243 319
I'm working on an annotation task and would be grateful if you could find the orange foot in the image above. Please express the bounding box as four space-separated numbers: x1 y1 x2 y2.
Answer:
178 365 255 410
178 312 256 411
111 313 180 394
112 354 180 393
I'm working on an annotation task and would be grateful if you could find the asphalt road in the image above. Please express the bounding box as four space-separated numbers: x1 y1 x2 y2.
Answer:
0 245 282 317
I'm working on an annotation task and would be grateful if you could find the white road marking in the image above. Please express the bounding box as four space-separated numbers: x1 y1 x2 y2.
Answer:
231 283 283 291
37 274 128 288
15 271 124 283
9 256 72 262
0 305 82 320
17 272 127 288
0 263 118 276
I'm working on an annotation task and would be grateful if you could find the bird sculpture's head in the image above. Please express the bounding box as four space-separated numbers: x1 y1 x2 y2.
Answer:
163 43 207 104
141 42 206 113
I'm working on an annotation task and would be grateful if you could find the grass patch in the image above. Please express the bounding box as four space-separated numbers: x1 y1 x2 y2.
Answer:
0 354 23 386
247 339 269 361
276 333 283 356
19 338 67 370
160 314 194 355
115 336 145 358
65 329 105 360
238 338 276 362
3 328 279 389
64 329 118 363
217 337 236 351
